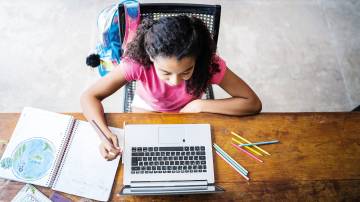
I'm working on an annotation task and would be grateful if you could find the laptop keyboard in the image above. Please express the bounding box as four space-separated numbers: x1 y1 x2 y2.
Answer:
131 146 207 174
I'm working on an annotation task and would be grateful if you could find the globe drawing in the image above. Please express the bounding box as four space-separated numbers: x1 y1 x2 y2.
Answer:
11 137 55 181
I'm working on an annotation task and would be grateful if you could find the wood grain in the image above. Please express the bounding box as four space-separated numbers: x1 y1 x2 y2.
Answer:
0 112 359 201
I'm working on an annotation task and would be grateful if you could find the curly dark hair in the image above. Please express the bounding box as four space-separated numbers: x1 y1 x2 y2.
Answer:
124 15 220 97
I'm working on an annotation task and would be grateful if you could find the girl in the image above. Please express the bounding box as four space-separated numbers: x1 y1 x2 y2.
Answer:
81 15 262 160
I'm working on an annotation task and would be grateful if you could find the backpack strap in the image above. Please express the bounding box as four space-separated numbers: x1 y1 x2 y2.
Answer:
122 1 141 51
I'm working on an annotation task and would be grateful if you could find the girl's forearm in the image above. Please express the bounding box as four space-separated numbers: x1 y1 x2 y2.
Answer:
199 97 262 116
80 93 113 136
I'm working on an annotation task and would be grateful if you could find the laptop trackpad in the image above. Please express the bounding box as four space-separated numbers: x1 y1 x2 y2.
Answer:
158 127 185 144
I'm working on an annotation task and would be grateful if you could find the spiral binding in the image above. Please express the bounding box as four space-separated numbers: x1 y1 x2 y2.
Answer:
47 117 78 187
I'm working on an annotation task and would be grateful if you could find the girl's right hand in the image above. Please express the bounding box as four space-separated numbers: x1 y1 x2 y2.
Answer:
98 133 121 161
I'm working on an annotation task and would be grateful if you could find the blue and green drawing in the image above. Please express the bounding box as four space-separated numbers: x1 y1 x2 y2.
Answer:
0 137 55 181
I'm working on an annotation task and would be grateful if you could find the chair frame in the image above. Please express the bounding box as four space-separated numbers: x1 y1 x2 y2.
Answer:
118 3 221 112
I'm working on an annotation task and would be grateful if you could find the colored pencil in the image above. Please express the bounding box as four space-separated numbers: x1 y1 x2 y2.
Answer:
215 151 250 181
213 144 248 175
231 131 271 156
231 143 263 163
213 144 248 174
232 138 263 156
239 140 279 147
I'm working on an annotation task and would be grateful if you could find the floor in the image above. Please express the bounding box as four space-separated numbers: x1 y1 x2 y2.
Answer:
0 0 359 112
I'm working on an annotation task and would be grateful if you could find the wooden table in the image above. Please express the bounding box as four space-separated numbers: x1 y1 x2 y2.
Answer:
1 112 360 201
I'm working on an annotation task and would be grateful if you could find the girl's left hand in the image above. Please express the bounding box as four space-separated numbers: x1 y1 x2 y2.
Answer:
180 99 203 113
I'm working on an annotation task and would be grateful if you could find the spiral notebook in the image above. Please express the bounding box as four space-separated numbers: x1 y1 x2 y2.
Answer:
0 107 124 201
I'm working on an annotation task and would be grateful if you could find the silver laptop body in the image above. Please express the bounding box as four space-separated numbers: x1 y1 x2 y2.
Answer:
120 124 224 195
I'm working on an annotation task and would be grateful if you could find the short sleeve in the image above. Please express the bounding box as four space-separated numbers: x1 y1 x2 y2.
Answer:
210 55 228 84
119 57 143 81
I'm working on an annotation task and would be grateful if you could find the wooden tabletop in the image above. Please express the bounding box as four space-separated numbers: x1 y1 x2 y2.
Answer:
1 112 360 201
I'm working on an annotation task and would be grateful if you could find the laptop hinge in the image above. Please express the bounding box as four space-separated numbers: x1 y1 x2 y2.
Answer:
130 180 208 187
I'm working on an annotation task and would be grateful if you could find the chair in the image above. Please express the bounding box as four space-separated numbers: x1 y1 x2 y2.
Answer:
352 105 360 112
118 3 221 112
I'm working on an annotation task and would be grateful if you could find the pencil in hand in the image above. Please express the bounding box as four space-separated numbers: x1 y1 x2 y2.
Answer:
90 120 121 159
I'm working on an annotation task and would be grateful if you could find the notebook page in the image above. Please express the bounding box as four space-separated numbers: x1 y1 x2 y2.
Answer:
52 120 124 201
0 107 73 187
11 184 51 202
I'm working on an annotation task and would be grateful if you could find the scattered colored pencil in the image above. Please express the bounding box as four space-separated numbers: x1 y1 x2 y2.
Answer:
231 131 271 156
232 138 263 156
239 140 279 147
215 151 249 181
213 143 249 180
213 143 248 175
231 143 263 163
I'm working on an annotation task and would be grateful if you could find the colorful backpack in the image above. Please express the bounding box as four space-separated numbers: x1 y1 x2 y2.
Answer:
86 0 140 76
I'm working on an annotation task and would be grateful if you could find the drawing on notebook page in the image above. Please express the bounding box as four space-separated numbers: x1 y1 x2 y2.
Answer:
11 184 52 202
0 137 55 181
0 107 124 201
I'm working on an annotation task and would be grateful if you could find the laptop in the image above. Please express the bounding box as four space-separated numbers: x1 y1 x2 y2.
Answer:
120 124 224 195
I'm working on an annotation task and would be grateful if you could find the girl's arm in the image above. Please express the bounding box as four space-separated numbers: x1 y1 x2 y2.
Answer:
80 65 128 160
181 68 262 116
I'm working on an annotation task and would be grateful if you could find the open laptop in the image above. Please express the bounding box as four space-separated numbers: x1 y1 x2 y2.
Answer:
120 124 224 195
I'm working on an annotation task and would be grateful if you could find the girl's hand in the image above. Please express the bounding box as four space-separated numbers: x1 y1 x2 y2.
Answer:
180 99 203 113
99 133 121 161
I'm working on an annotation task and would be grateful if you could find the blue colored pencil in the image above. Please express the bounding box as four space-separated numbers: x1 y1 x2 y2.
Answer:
239 140 279 147
215 151 249 181
213 144 248 175
213 145 249 180
213 144 249 179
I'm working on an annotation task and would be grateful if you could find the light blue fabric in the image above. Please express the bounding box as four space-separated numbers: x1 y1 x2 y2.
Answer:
95 0 139 77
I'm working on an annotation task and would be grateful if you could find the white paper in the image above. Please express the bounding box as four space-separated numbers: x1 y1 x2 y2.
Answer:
11 184 51 202
52 120 124 201
0 107 72 187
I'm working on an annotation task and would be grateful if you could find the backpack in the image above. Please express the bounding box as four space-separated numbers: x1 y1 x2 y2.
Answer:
86 0 140 76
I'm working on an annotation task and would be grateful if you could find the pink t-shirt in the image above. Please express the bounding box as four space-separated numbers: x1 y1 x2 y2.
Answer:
120 55 227 112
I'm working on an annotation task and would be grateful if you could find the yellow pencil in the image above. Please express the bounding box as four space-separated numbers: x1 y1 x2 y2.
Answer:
232 138 263 156
231 131 271 156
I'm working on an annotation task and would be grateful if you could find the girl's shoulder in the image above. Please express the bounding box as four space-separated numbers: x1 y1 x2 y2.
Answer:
121 56 142 66
120 56 149 81
210 54 228 84
211 54 226 67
